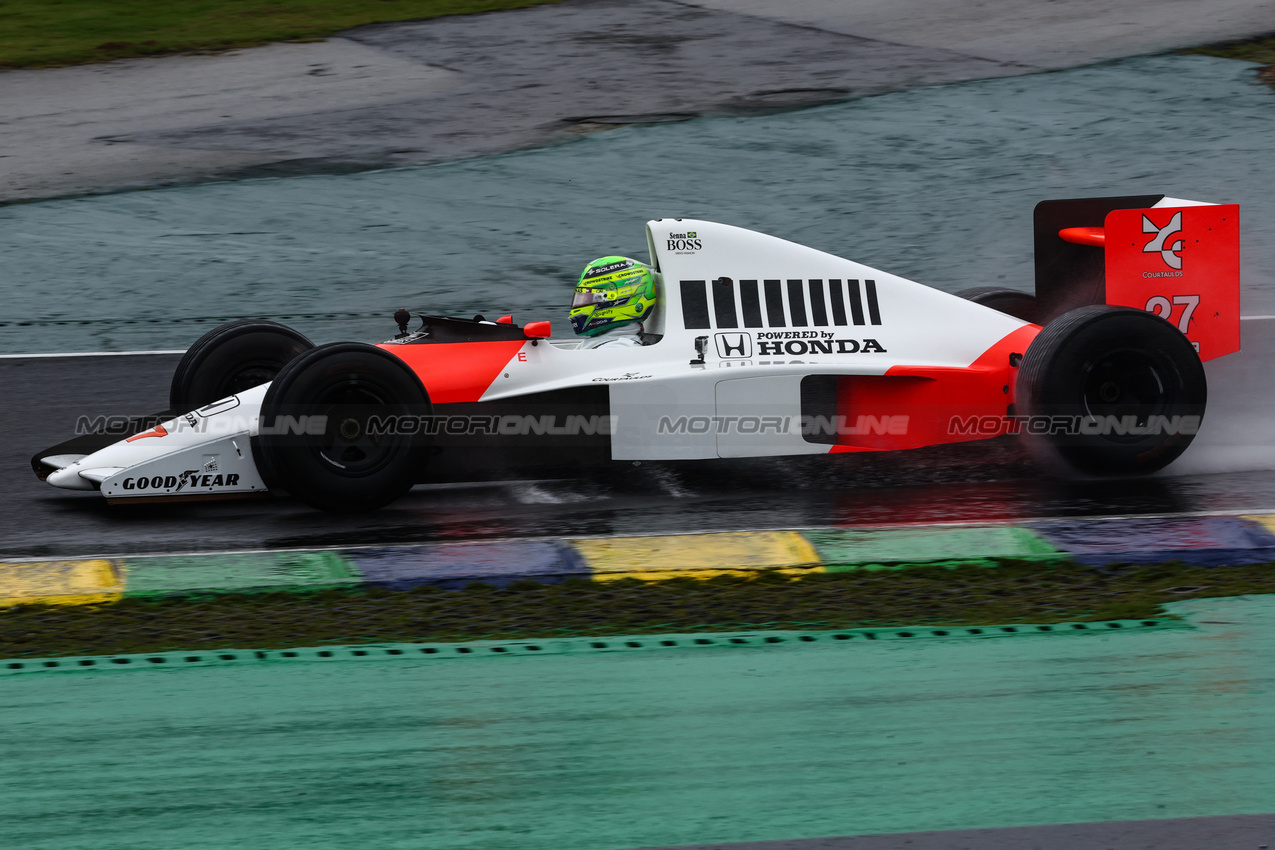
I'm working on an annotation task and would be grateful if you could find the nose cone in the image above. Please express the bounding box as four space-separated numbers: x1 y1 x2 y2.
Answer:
47 464 98 490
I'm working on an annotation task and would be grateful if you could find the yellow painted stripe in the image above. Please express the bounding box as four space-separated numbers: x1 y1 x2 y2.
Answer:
593 567 822 583
1243 515 1275 535
571 531 822 574
0 560 123 606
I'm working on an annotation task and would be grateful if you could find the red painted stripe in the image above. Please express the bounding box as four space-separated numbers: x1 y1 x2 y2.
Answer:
828 324 1040 453
378 341 526 403
126 423 168 442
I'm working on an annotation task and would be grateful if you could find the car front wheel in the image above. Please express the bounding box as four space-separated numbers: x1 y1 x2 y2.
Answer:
254 342 432 511
170 320 313 412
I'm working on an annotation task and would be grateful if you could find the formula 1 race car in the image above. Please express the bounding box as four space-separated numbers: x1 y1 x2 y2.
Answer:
34 194 1240 511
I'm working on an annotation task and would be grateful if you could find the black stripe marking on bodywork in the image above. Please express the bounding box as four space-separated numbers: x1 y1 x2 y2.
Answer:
865 279 882 325
847 279 866 326
739 280 764 328
681 280 711 329
809 279 828 326
764 279 785 327
828 279 847 326
712 277 739 329
787 279 808 327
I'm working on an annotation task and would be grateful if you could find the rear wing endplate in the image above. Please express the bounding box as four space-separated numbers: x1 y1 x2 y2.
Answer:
1034 195 1240 360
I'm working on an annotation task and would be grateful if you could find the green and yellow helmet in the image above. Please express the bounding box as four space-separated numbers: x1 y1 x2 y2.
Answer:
569 256 657 337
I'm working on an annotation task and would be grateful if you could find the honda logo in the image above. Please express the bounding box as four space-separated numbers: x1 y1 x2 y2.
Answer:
715 333 752 358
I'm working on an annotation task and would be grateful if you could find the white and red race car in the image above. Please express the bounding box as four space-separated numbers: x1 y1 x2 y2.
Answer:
34 194 1240 511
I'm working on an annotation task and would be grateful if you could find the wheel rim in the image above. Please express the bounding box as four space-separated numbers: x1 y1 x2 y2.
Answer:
219 360 284 397
1079 348 1172 436
310 381 403 477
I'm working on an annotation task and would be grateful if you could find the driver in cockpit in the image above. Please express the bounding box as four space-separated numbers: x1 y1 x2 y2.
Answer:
568 256 658 348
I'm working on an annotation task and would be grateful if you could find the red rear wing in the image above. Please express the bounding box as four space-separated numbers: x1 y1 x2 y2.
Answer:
1103 204 1240 360
1035 196 1241 361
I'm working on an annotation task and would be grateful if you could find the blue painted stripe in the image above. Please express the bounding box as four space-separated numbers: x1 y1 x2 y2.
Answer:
348 540 589 589
1026 516 1275 566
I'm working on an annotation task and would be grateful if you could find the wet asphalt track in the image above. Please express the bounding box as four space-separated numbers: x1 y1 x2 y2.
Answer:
7 318 1275 560
639 814 1275 850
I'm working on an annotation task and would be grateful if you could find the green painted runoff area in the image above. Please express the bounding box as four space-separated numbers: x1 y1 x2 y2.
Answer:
121 550 357 596
807 526 1064 570
1 54 1272 353
2 595 1273 850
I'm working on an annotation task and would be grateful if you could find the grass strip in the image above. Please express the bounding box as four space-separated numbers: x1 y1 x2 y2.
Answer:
2 559 1274 658
0 0 562 69
1186 34 1275 87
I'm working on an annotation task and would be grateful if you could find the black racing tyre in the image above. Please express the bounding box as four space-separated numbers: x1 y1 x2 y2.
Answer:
956 286 1040 324
253 342 431 512
170 320 313 411
1016 305 1206 476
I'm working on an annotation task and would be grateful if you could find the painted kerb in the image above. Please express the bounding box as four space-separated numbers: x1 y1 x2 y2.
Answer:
3 516 1275 605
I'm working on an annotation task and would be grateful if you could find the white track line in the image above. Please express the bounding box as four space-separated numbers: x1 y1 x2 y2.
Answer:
0 350 186 359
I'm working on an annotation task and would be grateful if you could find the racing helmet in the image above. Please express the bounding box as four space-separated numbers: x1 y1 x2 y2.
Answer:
570 256 657 336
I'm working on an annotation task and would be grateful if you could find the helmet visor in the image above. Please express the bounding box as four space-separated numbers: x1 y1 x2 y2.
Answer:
571 289 610 309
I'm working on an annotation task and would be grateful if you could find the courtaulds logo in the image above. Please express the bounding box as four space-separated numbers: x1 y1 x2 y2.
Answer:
1142 211 1184 270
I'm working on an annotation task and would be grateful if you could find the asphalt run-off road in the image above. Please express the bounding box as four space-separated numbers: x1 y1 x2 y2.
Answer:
5 0 1272 204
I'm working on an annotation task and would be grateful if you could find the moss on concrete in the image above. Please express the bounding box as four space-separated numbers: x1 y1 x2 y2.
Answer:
0 0 562 68
1186 34 1275 87
3 558 1275 658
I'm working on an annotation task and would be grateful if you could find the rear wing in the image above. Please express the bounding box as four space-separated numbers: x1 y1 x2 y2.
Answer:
1034 195 1240 360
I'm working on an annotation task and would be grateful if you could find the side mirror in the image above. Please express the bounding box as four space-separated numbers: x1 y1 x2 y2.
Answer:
523 321 551 339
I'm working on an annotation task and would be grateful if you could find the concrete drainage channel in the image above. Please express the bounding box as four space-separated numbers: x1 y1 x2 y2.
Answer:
0 618 1186 676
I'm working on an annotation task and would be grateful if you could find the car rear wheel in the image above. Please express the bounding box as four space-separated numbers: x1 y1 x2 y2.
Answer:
254 342 431 511
170 320 313 412
956 286 1040 324
1016 305 1206 475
